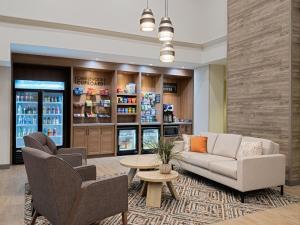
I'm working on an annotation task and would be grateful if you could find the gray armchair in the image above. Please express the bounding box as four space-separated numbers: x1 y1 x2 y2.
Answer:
24 132 87 167
22 147 128 225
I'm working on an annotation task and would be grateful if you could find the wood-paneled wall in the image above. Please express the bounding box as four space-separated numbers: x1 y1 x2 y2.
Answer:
227 0 300 184
291 0 300 183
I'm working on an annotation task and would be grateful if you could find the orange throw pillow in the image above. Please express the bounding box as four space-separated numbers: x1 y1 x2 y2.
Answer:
190 136 208 153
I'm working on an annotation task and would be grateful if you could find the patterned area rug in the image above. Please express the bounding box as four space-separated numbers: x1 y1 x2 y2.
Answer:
24 171 299 225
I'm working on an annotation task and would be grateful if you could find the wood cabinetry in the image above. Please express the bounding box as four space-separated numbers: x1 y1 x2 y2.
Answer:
73 126 115 156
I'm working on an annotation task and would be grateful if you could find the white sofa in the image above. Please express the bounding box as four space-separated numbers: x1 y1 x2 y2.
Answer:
172 133 286 202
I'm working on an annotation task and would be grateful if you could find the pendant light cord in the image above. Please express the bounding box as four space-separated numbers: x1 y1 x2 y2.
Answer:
165 0 168 17
147 0 149 9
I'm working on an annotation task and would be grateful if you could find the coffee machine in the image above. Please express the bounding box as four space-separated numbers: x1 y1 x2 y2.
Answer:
163 104 174 123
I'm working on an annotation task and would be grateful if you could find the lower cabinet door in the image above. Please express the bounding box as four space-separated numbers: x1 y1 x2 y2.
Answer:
87 127 101 155
100 126 115 154
73 127 87 148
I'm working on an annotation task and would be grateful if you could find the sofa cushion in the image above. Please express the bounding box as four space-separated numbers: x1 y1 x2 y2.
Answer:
180 152 234 170
190 136 207 153
209 160 237 179
200 132 218 153
236 141 263 159
182 134 191 151
212 134 242 158
241 136 275 155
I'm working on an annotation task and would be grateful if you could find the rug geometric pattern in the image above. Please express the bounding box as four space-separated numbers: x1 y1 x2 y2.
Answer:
24 171 300 225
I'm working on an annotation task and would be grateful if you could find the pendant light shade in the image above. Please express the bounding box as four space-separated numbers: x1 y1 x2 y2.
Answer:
158 0 174 42
160 42 175 63
158 17 174 41
140 0 155 32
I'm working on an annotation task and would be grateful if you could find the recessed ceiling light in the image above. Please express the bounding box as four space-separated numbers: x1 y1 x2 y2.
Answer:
95 58 100 61
181 66 185 69
149 64 153 66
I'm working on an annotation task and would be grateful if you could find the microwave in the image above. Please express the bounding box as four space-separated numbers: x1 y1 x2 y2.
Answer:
163 125 179 137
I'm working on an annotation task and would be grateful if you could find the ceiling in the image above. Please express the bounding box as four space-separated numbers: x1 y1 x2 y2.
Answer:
0 0 227 45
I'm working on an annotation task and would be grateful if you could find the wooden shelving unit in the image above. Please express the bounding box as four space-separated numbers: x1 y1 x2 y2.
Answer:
12 53 194 157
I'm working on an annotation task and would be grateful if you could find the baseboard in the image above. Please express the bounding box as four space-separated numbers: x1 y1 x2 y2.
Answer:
286 179 300 186
0 164 10 169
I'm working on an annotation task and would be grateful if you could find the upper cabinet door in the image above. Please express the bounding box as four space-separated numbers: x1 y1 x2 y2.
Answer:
73 127 87 148
87 127 101 155
101 126 115 154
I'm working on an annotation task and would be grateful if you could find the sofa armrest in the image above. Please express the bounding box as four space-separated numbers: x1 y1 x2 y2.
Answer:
237 154 285 192
71 175 128 225
57 153 82 167
58 147 87 164
74 165 97 181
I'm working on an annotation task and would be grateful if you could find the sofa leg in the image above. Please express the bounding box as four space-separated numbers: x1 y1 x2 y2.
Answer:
240 192 245 203
122 211 128 225
280 185 284 196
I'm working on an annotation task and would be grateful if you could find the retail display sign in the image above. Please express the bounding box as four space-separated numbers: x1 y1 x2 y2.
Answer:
163 83 177 93
74 76 105 86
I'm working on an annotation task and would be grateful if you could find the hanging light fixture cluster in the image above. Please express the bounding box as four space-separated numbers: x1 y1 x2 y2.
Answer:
139 0 175 63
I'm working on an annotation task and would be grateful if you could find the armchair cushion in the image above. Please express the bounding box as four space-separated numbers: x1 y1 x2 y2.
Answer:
57 153 82 167
59 147 87 164
74 165 97 181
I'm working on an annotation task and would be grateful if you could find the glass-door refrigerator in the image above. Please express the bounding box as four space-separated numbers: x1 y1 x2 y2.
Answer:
117 126 138 156
13 80 66 164
142 127 160 154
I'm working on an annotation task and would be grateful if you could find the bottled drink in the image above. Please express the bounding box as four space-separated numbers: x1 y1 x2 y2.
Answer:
16 95 19 102
52 107 55 114
23 107 26 114
47 117 51 124
53 128 56 136
47 128 52 136
18 105 22 114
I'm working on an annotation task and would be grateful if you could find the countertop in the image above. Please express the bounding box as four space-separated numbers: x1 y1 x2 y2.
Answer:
73 123 115 127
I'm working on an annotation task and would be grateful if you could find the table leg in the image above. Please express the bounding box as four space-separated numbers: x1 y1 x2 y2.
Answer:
146 182 162 208
167 181 179 200
140 181 148 196
127 168 137 186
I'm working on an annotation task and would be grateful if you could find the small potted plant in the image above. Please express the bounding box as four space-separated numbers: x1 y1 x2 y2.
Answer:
148 138 182 174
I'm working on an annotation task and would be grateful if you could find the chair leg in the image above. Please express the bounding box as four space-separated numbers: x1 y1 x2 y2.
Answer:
30 210 38 225
240 192 245 203
122 211 128 225
280 185 284 196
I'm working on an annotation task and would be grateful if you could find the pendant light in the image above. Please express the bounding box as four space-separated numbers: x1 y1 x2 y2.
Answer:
158 0 174 42
160 42 175 63
140 0 155 32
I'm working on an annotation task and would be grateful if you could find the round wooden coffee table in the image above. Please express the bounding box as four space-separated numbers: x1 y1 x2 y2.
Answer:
137 170 179 208
120 155 161 186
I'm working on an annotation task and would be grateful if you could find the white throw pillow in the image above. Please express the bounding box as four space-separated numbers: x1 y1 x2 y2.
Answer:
237 141 263 159
182 134 191 151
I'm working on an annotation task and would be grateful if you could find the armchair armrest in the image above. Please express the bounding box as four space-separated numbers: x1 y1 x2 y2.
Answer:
237 154 286 192
56 153 82 167
74 165 96 181
71 175 128 225
58 147 87 165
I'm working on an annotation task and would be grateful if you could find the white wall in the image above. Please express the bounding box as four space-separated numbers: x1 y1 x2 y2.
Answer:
0 66 11 165
0 0 227 44
194 66 210 134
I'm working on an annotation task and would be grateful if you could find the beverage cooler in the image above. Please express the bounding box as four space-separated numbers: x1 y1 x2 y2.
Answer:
117 126 138 156
13 80 67 164
142 126 160 154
